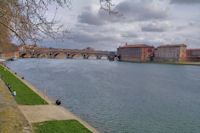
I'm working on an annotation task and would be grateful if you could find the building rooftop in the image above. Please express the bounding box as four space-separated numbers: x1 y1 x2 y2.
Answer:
120 44 154 48
158 44 186 48
187 49 200 51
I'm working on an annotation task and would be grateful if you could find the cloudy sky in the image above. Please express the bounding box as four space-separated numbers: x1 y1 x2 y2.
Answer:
40 0 200 51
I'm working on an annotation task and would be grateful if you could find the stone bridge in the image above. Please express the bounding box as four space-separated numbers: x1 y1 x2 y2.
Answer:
19 49 116 61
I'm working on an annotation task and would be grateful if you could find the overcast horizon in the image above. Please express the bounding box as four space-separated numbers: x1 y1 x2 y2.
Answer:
31 0 200 51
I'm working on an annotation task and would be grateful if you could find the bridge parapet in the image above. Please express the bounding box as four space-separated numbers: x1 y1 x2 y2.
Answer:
19 48 116 61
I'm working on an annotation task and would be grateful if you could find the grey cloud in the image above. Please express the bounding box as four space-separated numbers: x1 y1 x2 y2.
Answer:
78 11 105 25
121 31 138 38
114 1 169 21
141 23 167 32
170 0 200 4
189 21 200 27
78 0 169 25
175 21 200 31
142 26 165 32
67 28 120 43
58 24 123 50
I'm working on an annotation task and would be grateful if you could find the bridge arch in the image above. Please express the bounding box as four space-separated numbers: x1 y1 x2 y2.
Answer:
101 55 108 60
39 54 48 58
72 54 84 59
20 53 31 58
88 54 98 59
54 53 66 58
35 53 41 58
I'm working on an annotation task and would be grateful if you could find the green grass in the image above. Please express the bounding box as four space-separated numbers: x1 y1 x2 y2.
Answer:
33 120 92 133
0 65 47 105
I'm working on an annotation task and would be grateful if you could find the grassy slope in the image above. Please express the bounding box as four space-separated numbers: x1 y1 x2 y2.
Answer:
0 65 47 105
33 120 92 133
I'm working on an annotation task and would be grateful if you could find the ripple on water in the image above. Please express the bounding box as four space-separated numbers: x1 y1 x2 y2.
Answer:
5 59 200 133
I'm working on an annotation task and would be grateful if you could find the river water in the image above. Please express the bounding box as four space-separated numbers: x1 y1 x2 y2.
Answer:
5 58 200 133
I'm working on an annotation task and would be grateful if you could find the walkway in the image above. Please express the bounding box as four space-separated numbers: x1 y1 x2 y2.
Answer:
0 79 33 133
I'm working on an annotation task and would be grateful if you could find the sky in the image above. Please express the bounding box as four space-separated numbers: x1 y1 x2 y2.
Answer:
39 0 200 51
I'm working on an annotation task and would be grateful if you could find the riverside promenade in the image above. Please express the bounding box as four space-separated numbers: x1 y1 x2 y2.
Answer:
0 64 100 133
0 79 33 133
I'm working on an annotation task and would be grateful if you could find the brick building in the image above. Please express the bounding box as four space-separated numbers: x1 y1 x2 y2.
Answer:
186 49 200 62
154 44 187 62
117 44 154 62
187 49 200 57
0 43 19 59
0 51 19 59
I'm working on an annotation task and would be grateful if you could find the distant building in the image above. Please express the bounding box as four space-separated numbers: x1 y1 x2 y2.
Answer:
186 49 200 62
0 43 19 59
18 44 38 52
154 44 187 62
84 47 94 51
187 49 200 57
117 44 154 62
0 51 19 59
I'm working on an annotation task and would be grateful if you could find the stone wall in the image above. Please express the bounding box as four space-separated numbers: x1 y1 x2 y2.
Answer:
119 57 142 62
1 51 19 59
55 53 66 58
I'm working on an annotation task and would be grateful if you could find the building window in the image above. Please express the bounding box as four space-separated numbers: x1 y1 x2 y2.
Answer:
148 49 152 52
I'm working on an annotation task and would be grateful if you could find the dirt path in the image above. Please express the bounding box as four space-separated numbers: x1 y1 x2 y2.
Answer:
0 80 33 133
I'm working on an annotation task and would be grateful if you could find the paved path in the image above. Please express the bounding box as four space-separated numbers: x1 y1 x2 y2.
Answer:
0 80 33 133
18 105 76 123
18 103 100 133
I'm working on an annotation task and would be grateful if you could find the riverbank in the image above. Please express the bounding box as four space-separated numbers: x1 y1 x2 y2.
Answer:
0 64 100 133
0 79 33 133
0 65 47 105
152 61 200 66
0 59 5 62
119 60 200 66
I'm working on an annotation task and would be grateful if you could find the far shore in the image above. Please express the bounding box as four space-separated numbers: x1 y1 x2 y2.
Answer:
118 60 200 66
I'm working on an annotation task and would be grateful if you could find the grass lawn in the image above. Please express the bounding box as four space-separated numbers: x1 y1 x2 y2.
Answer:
33 120 92 133
0 65 47 105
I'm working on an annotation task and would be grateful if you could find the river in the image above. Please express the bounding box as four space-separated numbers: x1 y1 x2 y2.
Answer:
5 58 200 133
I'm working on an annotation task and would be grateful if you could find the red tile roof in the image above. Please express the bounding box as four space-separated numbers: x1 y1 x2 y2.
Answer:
158 44 186 48
120 44 154 48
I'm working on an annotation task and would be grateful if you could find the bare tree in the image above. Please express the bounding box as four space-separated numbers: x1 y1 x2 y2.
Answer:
0 1 11 44
100 0 116 14
0 0 71 44
0 0 113 44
